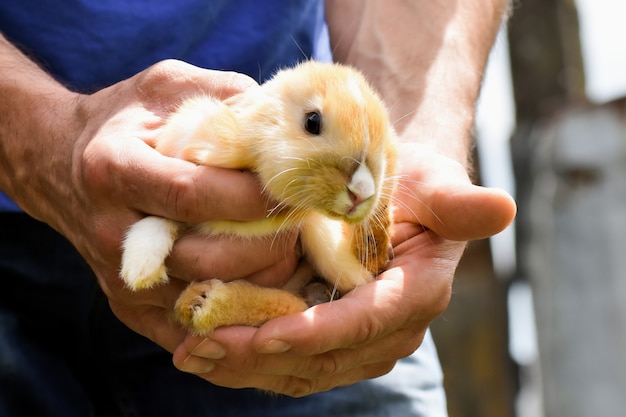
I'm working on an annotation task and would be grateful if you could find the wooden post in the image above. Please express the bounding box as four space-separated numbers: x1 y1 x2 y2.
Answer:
509 2 626 417
508 0 586 121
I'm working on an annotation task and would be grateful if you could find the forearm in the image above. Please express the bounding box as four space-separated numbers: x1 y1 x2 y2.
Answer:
326 0 508 167
0 34 83 224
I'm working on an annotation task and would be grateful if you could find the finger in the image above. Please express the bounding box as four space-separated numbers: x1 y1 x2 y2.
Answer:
135 60 258 104
396 181 517 241
186 326 421 380
129 62 265 222
247 278 403 357
92 137 271 222
250 229 459 356
166 229 300 285
174 332 397 397
395 145 516 241
194 360 396 397
430 184 516 241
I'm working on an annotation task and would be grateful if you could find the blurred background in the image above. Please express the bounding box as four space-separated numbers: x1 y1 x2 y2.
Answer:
429 1 626 416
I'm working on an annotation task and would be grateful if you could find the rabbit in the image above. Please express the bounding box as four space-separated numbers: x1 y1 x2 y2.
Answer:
120 60 397 334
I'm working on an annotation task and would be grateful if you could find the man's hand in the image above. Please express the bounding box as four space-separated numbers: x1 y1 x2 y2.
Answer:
172 143 516 397
74 61 303 351
0 53 301 353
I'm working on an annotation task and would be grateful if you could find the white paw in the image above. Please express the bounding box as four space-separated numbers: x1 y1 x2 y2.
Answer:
120 216 179 291
121 252 170 291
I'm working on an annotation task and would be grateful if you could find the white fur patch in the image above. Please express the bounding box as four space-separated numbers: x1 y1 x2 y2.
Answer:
348 163 376 200
121 216 179 290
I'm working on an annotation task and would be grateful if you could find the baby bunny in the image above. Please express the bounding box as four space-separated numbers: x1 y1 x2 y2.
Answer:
121 61 397 334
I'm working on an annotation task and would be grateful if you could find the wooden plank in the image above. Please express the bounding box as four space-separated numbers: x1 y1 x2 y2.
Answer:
431 239 516 417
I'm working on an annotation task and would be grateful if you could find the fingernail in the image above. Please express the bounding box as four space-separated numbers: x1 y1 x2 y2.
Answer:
179 354 215 374
192 338 226 359
198 362 215 374
258 339 291 354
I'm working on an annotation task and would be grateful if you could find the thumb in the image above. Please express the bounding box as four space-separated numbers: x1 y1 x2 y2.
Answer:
419 183 516 241
394 147 517 241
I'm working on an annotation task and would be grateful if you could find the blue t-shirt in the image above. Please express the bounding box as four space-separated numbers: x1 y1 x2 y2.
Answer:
0 0 331 211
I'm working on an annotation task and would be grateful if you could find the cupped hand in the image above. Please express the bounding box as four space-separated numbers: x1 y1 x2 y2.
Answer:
50 60 300 351
173 142 517 396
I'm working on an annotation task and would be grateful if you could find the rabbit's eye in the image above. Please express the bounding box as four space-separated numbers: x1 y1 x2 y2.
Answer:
304 111 321 135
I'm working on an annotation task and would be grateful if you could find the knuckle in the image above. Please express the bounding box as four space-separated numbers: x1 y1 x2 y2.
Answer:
151 58 187 74
164 173 201 220
433 283 453 316
209 71 258 100
305 353 340 378
137 59 188 93
80 141 115 194
366 361 397 380
352 315 387 347
398 341 420 359
278 377 317 398
297 351 366 385
385 328 426 361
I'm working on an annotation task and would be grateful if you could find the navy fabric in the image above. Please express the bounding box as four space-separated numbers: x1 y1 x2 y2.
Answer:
0 0 330 90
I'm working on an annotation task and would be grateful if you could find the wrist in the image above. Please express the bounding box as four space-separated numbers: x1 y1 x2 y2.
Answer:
0 36 84 223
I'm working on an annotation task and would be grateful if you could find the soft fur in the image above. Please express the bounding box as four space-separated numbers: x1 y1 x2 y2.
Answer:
120 61 397 334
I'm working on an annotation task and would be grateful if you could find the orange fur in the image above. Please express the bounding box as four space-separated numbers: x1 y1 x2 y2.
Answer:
120 61 397 334
174 280 308 335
